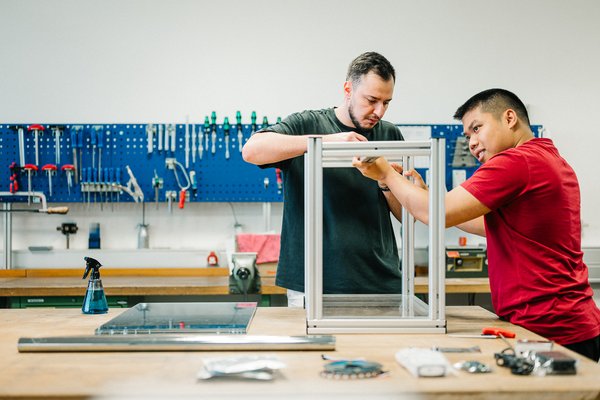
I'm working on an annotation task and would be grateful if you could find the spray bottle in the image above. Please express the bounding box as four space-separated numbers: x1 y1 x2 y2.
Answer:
82 256 108 314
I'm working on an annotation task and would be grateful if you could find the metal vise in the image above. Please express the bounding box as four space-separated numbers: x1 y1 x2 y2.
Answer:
229 252 261 296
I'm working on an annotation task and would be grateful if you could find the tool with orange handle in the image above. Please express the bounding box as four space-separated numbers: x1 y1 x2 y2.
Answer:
449 327 516 339
482 327 516 338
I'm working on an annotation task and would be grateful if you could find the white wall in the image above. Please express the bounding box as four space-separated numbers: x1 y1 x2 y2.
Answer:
1 0 599 265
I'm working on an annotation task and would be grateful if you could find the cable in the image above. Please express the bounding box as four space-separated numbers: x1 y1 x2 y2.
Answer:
171 159 191 190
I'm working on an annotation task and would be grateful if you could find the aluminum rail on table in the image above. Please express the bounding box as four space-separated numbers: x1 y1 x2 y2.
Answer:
18 335 336 352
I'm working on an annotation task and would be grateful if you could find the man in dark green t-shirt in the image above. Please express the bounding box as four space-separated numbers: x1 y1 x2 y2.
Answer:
242 52 404 305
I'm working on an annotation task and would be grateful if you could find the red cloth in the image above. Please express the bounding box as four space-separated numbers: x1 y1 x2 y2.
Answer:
236 234 281 264
462 138 600 345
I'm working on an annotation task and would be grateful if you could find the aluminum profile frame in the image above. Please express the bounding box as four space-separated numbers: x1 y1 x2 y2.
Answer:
305 138 446 334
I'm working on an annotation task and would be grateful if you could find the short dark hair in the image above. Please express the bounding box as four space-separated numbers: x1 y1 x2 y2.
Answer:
346 52 395 85
453 88 530 126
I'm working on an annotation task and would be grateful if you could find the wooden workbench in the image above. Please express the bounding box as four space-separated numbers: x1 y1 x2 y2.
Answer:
0 306 598 399
0 269 489 297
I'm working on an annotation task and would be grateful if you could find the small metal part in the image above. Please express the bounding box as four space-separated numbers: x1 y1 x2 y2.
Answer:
454 360 492 374
433 346 481 353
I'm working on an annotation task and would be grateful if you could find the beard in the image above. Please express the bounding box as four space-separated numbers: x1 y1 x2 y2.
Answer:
348 101 374 135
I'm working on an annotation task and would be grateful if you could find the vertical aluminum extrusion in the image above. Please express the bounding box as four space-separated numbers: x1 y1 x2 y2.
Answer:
305 137 324 321
428 138 446 321
401 155 416 316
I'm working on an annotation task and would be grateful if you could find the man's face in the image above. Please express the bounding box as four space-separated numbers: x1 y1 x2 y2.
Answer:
462 106 514 164
346 71 394 134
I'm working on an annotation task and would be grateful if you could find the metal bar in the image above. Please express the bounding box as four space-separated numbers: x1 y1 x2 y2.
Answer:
401 156 416 317
18 335 336 353
306 319 445 328
437 138 447 323
322 140 432 152
428 138 446 322
305 137 324 321
321 141 431 168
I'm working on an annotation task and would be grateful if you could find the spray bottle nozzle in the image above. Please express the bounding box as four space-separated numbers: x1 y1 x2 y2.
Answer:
83 256 103 280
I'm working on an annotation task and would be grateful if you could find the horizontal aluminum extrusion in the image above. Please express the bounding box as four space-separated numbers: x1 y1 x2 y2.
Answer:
18 334 336 352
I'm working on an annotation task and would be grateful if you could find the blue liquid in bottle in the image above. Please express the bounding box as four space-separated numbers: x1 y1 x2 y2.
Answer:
82 279 108 314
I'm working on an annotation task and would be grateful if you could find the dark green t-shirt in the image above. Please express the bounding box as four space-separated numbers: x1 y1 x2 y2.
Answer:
259 108 404 293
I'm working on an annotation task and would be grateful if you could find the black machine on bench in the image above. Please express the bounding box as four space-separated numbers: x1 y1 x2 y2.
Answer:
446 246 487 278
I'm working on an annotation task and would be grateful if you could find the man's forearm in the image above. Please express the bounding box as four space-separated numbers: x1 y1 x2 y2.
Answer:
456 217 486 237
242 131 308 165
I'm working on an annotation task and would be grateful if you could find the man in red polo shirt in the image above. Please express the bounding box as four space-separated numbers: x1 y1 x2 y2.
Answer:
354 88 600 361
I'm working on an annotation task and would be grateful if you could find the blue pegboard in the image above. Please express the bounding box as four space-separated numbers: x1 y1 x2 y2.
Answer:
0 122 543 203
0 120 282 203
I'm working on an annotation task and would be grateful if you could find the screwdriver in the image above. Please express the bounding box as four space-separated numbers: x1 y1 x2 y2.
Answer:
251 111 257 133
27 124 44 166
41 164 57 197
235 111 244 153
236 111 243 152
223 116 230 159
61 164 75 195
157 124 163 152
51 126 62 165
70 125 83 184
191 124 197 163
97 127 104 182
91 126 97 171
210 111 217 155
185 116 190 168
201 116 209 160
